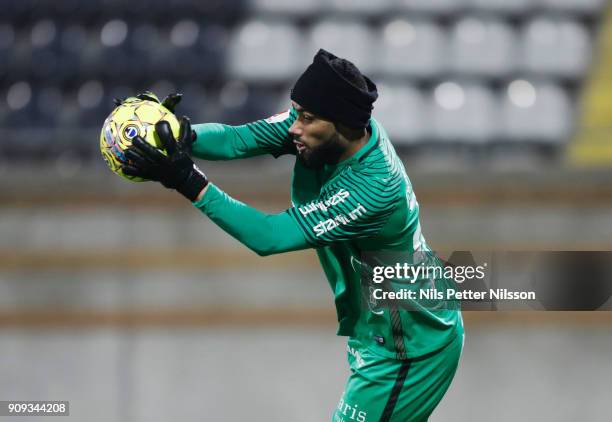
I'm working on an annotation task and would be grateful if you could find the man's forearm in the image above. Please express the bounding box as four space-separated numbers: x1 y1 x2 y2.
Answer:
193 184 311 256
191 123 266 160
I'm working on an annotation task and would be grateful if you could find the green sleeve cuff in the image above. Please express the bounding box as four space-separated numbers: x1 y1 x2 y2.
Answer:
192 182 221 208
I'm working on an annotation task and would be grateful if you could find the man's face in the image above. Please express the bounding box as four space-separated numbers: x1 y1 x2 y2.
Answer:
288 101 344 169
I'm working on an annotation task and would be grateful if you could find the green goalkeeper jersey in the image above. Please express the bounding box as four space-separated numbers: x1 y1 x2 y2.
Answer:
192 108 463 359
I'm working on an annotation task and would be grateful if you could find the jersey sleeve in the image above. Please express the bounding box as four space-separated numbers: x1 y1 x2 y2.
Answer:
191 107 297 160
193 183 310 256
286 170 402 247
245 106 297 158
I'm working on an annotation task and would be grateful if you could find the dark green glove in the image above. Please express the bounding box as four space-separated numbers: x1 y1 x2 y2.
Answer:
122 117 208 201
113 91 183 113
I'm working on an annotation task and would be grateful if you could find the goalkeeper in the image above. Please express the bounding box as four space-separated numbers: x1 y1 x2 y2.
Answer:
124 49 464 422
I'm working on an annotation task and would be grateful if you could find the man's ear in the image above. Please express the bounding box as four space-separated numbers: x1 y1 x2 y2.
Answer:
335 122 366 142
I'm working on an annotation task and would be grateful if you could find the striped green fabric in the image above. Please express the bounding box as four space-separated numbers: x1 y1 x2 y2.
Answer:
282 116 462 359
246 107 297 158
287 144 403 246
195 107 463 359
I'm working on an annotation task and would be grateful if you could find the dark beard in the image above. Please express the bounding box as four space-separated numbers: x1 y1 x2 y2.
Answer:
298 133 344 169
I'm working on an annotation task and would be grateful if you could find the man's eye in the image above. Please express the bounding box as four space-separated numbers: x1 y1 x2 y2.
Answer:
303 115 314 122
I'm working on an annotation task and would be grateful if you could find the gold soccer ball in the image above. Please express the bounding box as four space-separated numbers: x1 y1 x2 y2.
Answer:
99 94 180 181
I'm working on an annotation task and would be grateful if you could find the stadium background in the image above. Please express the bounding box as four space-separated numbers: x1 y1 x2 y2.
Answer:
1 0 612 420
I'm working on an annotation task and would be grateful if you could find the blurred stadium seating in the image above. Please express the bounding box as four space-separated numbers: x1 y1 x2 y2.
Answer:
0 0 607 164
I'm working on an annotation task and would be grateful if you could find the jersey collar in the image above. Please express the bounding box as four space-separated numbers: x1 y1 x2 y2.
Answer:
329 118 379 172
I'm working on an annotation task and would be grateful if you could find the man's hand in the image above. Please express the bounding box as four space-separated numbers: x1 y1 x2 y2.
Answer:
114 91 183 114
122 117 208 202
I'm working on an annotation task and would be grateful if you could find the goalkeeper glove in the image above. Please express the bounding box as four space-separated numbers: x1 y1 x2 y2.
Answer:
122 117 208 202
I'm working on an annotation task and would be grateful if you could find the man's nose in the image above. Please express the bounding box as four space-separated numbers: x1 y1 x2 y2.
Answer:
289 121 301 136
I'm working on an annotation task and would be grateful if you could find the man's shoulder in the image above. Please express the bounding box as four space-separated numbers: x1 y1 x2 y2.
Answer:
245 106 297 156
250 106 297 128
263 107 297 124
330 165 404 215
354 124 406 187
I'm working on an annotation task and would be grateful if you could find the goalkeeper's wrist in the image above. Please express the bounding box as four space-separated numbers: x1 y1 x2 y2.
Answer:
194 184 210 202
176 166 209 202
